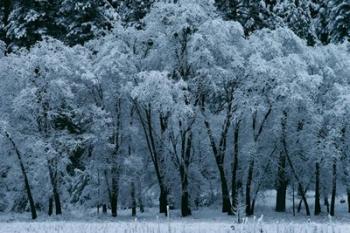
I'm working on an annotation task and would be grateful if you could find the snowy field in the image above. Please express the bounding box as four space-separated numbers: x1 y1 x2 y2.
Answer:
1 207 350 233
1 220 350 233
1 191 350 233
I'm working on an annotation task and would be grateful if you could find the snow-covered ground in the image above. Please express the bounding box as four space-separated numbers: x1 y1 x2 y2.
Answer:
1 191 350 233
0 220 350 233
1 207 350 233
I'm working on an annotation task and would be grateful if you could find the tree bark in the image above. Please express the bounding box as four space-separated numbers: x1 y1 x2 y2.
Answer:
180 163 191 217
231 121 240 213
203 118 233 215
53 189 62 215
292 183 295 216
324 197 329 213
138 179 145 213
330 158 337 216
218 165 232 214
48 196 53 216
48 160 62 215
245 159 254 216
180 129 192 217
5 132 37 220
111 174 118 217
285 151 311 217
131 182 136 217
347 190 350 213
275 151 287 212
281 111 310 216
314 162 321 215
245 104 272 216
134 104 168 215
159 186 168 215
139 198 144 213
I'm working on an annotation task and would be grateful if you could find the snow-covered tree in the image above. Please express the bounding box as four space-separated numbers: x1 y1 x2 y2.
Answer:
57 0 114 46
329 0 350 43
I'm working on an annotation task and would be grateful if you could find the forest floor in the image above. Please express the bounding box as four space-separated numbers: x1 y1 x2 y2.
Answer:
1 190 350 232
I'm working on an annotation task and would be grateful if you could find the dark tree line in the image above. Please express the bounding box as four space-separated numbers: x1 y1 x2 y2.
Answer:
1 0 350 52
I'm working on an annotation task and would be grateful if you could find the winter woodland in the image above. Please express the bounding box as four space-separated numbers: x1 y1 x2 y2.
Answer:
1 1 350 231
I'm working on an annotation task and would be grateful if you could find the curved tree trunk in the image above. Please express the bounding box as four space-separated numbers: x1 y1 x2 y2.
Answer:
281 111 310 215
5 132 37 219
134 104 169 215
245 103 272 216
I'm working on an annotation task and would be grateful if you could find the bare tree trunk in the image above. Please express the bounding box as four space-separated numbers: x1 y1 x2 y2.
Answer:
281 111 310 216
48 160 62 215
53 188 62 215
275 151 287 212
4 132 37 219
324 197 330 213
292 183 295 216
139 198 144 213
180 130 192 217
347 189 350 213
48 196 53 216
110 99 122 218
134 104 168 215
180 164 191 217
314 162 321 215
111 173 118 217
203 116 233 215
138 179 144 213
231 121 240 213
97 170 100 214
245 103 272 216
245 160 254 216
159 186 168 214
330 158 337 216
218 165 232 214
251 198 256 214
131 182 136 217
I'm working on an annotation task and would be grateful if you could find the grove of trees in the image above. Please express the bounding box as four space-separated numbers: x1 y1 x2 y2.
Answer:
1 0 350 220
